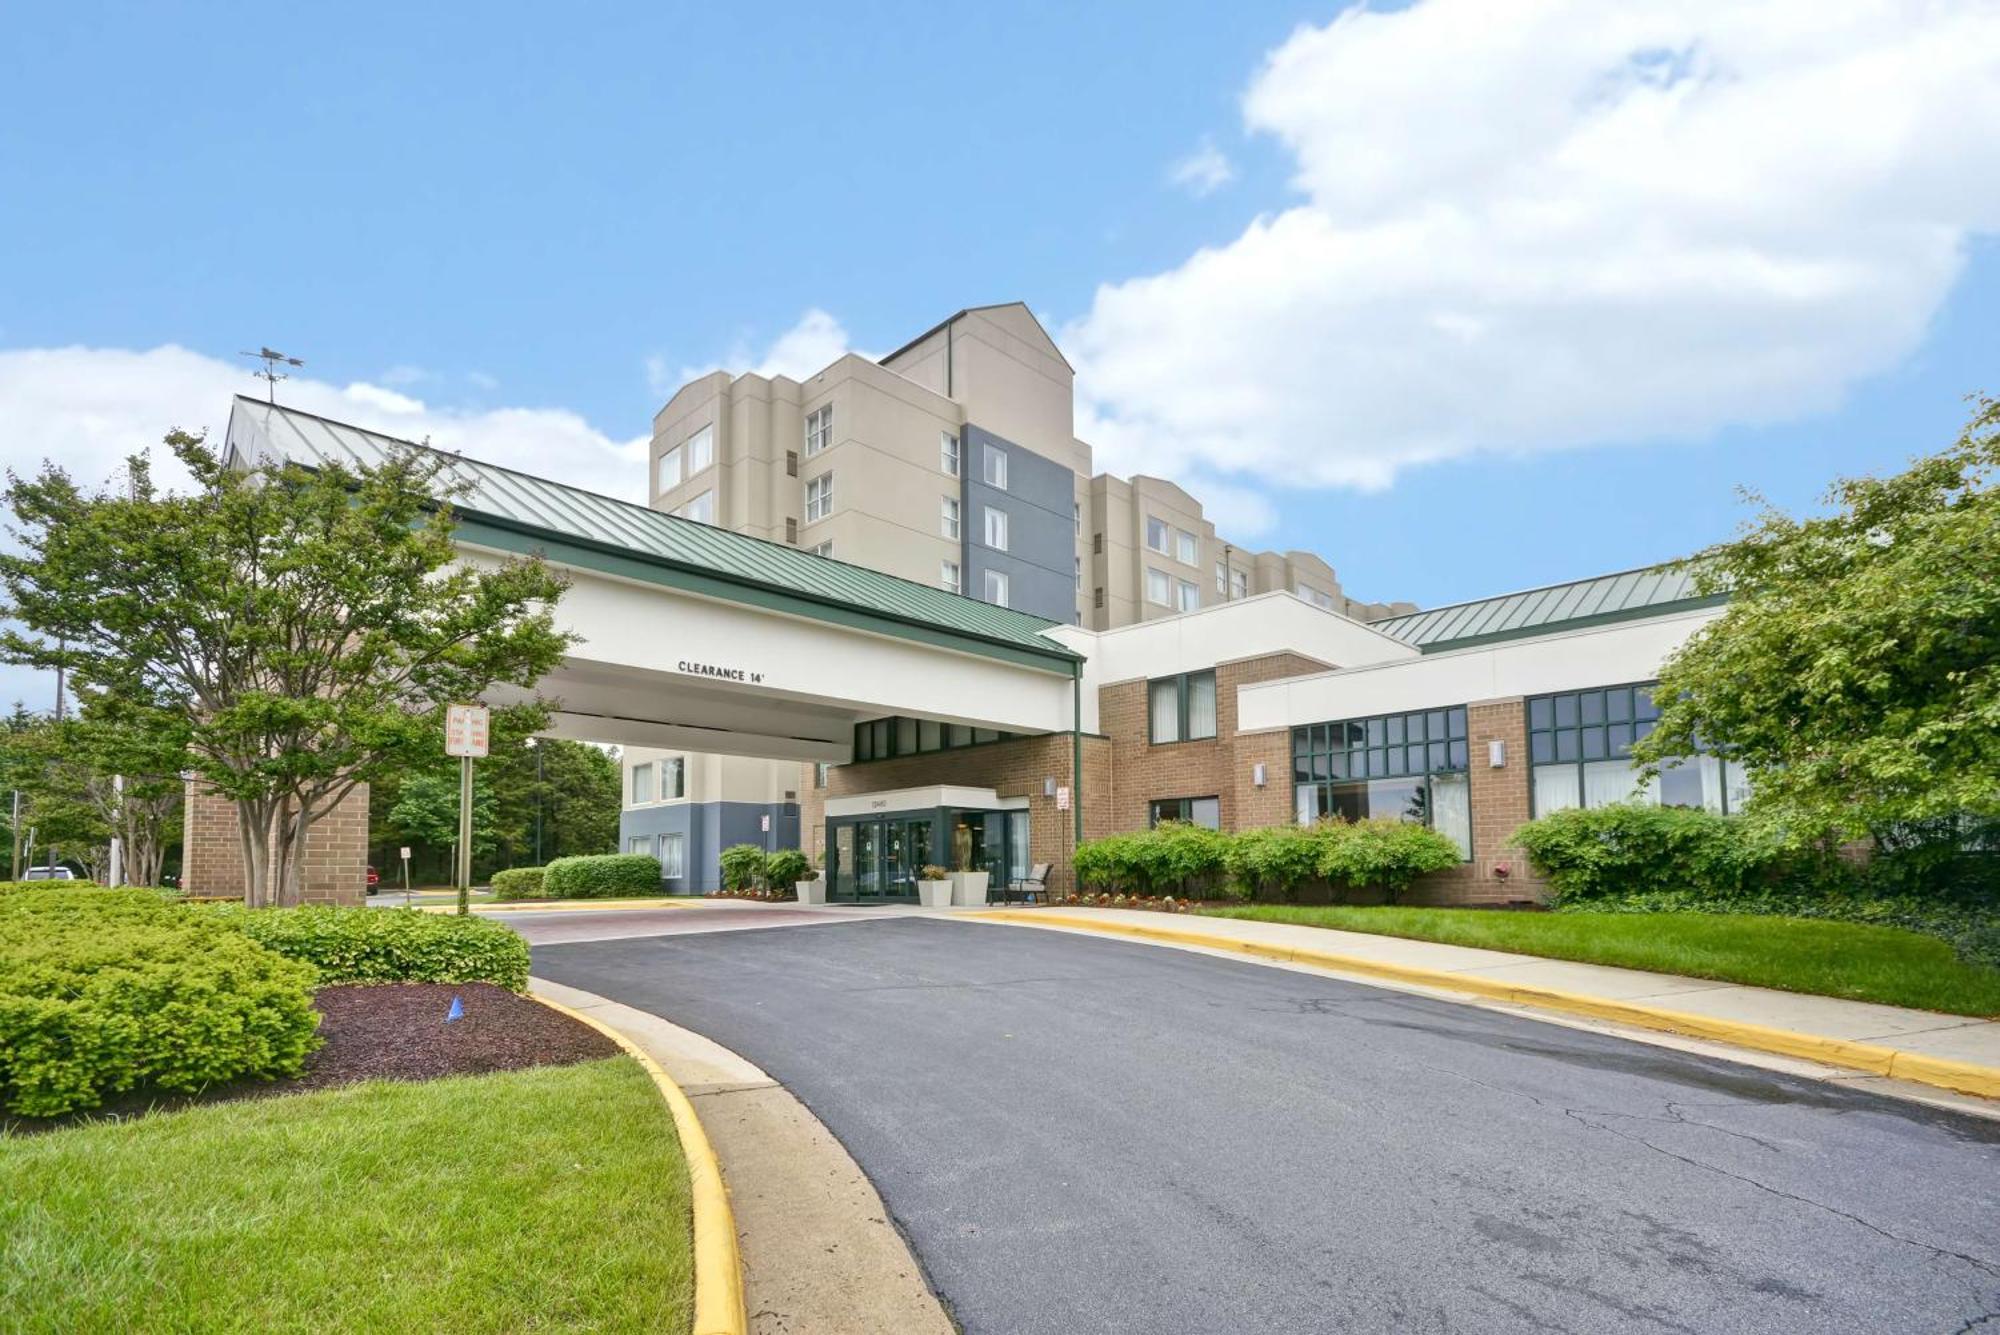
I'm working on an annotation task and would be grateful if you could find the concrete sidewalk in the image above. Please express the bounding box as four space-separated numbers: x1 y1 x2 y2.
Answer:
971 906 2000 1105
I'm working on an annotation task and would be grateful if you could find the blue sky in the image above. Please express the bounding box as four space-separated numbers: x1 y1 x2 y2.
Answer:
2 0 1996 679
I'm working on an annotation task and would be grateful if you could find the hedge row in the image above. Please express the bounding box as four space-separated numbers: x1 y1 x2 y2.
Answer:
0 888 320 1117
543 853 662 898
489 866 548 901
718 846 811 892
203 904 531 991
1075 820 1462 904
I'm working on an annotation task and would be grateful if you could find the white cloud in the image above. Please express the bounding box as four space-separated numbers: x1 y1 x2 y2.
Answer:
1168 137 1235 197
1071 0 2000 492
0 344 650 502
650 307 861 397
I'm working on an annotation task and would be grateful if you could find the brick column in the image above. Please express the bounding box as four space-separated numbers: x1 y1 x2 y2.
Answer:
1405 697 1546 905
179 780 371 905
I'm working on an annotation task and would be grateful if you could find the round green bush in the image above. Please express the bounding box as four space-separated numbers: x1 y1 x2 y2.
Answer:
490 866 549 901
1316 819 1462 903
0 888 321 1118
718 844 768 891
203 904 531 991
765 850 811 888
543 853 663 899
1510 803 1781 905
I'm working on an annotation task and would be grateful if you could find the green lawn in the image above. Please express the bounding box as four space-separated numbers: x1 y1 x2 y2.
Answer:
1202 905 2000 1017
0 1058 692 1333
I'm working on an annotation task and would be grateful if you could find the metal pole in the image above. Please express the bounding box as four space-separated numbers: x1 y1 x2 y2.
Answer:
457 754 473 916
534 742 544 864
9 790 18 880
1071 663 1084 847
108 775 124 887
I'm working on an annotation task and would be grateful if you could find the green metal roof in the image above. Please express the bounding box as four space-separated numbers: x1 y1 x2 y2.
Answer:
222 397 1080 670
1370 565 1723 652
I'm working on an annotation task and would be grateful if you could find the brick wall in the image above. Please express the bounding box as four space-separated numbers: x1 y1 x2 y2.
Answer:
181 780 372 905
1400 697 1546 906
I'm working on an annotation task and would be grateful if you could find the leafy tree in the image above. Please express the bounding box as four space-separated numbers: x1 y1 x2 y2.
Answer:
0 430 571 906
0 711 108 876
386 769 501 864
371 736 618 881
1637 396 2000 845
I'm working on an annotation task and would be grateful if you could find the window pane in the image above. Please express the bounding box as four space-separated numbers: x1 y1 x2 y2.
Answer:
1429 742 1448 770
972 728 998 745
1581 726 1607 760
1529 697 1553 731
1634 687 1659 720
1556 731 1579 762
1656 757 1707 809
1431 773 1472 859
1371 778 1427 824
1534 765 1581 815
1186 672 1217 739
1447 707 1467 738
1609 723 1633 756
984 569 1008 606
1147 568 1170 605
1177 530 1198 564
1386 716 1405 745
1583 759 1645 808
1146 516 1167 552
895 717 918 755
920 720 943 752
1554 695 1578 727
1580 692 1605 725
1150 678 1181 744
1328 781 1368 824
1293 728 1310 757
1295 784 1321 825
1448 740 1468 768
1405 713 1426 743
1724 760 1755 814
1530 733 1554 764
1367 718 1386 746
1607 689 1632 723
1189 798 1221 830
1326 752 1348 779
1177 579 1200 612
946 723 971 748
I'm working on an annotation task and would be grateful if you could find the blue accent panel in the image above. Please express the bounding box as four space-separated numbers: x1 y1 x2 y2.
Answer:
619 800 802 892
961 424 1076 624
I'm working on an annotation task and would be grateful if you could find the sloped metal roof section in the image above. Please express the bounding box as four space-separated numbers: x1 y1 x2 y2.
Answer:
1370 565 1720 652
222 397 1080 671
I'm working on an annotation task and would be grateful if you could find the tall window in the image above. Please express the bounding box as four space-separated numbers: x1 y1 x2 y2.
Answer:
1215 562 1229 595
983 446 1009 490
854 715 1018 761
677 490 713 525
1075 555 1082 591
983 506 1008 551
1176 578 1199 612
1148 670 1217 744
812 762 830 790
940 431 959 476
810 540 834 558
805 473 833 522
1291 708 1472 858
1145 516 1168 553
1146 567 1171 606
656 446 683 496
1528 682 1752 816
660 756 686 799
1150 797 1220 830
805 405 832 456
940 560 960 593
631 762 654 804
685 423 714 474
1074 500 1081 535
941 496 960 539
659 833 686 879
1176 529 1198 565
1232 569 1249 600
984 569 1009 606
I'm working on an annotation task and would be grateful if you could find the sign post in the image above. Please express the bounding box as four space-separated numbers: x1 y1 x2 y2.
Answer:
444 704 490 916
399 845 413 904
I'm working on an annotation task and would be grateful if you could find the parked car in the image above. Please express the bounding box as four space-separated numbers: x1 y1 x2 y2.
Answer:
22 866 77 881
366 865 381 896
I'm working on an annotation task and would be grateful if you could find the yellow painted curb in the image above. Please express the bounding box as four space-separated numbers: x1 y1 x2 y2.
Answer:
974 911 2000 1101
530 992 748 1335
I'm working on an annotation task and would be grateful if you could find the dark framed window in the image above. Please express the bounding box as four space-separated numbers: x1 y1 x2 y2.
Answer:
1527 681 1751 816
1148 670 1217 744
852 715 1018 762
1149 796 1220 829
1290 706 1471 859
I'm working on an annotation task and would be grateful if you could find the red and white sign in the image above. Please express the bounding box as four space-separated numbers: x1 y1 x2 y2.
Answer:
445 704 491 758
1056 786 1071 811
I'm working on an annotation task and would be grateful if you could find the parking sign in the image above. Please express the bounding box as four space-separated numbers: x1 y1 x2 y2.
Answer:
445 704 490 757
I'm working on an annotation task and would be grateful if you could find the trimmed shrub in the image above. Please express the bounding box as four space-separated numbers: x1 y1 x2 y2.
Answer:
543 853 663 899
0 888 320 1117
1222 826 1322 900
207 904 530 991
718 844 769 892
1318 819 1463 904
489 866 549 901
1510 804 1783 906
765 849 811 889
1074 823 1231 897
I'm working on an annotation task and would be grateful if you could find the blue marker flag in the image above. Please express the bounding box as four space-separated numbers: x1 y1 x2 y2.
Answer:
446 995 464 1023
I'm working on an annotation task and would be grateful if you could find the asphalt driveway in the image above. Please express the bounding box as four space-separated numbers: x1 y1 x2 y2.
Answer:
532 917 2000 1335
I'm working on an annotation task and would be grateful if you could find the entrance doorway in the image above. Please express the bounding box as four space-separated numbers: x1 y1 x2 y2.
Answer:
830 816 935 902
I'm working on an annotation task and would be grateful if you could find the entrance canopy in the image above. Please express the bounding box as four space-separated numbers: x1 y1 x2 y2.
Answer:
222 397 1083 762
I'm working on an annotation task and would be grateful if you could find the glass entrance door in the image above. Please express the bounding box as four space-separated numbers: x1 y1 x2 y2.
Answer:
828 814 937 903
853 821 885 901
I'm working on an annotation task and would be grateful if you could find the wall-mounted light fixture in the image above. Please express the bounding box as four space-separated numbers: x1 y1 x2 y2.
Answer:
1488 740 1506 768
1252 762 1267 788
1045 777 1058 797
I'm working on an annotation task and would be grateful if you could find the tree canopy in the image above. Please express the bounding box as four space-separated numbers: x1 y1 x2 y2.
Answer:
1637 396 2000 845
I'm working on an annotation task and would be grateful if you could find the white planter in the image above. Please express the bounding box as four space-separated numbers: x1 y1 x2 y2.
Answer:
917 879 953 909
796 877 827 905
951 870 990 907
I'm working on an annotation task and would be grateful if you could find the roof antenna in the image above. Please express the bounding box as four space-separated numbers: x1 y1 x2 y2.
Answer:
239 346 304 403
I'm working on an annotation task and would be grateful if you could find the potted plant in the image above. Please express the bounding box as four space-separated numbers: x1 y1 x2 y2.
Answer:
795 849 827 905
917 864 953 908
949 823 990 906
766 849 811 903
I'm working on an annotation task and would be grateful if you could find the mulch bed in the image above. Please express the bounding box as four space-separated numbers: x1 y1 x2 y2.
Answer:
3 983 619 1136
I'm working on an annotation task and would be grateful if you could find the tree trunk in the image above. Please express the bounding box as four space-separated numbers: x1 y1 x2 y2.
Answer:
236 797 275 907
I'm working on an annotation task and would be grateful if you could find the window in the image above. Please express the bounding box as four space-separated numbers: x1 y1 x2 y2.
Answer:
1074 500 1081 535
983 445 1008 490
941 496 960 539
805 405 832 456
659 756 685 800
1149 797 1221 830
812 762 830 790
984 569 1009 606
1291 707 1472 859
805 472 833 522
853 715 1019 760
630 762 653 804
984 505 1008 551
1146 567 1171 606
677 490 714 525
1145 516 1168 553
1176 578 1199 612
627 834 654 856
1215 562 1229 595
941 431 959 476
810 540 834 558
1148 670 1217 744
1075 555 1082 591
1296 583 1337 612
1527 682 1751 817
940 560 960 593
685 423 714 474
1232 569 1249 600
656 446 683 496
1176 529 1198 565
659 833 686 879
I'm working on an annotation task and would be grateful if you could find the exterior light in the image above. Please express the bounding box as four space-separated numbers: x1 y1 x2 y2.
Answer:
1488 740 1506 768
1252 762 1267 787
